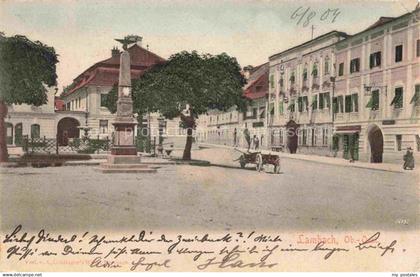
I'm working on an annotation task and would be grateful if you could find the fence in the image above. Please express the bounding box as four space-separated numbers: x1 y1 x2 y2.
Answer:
23 136 113 155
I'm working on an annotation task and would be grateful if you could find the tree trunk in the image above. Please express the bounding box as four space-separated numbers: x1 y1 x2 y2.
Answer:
182 127 193 160
0 101 9 163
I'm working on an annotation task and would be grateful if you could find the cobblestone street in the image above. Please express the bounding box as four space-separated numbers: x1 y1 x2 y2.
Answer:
1 147 418 233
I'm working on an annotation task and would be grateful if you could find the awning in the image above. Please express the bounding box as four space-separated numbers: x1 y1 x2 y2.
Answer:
334 125 361 134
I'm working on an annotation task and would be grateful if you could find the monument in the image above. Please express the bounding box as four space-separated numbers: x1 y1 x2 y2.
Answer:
99 35 156 173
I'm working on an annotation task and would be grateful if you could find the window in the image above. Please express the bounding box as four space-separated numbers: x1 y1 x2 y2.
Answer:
396 135 402 151
324 59 330 74
350 58 360 73
322 128 329 146
391 87 403 109
366 90 380 110
352 93 359 112
410 85 420 106
395 45 403 62
303 68 308 81
298 97 303 112
338 63 344 76
31 124 40 138
100 94 108 107
290 72 295 84
416 135 420 152
311 64 318 78
311 95 318 110
337 95 344 113
324 92 330 108
279 101 284 114
279 77 284 88
345 95 352 113
269 75 274 89
333 97 338 113
6 123 13 145
66 102 70 110
302 128 307 146
288 101 295 112
319 93 324 109
99 120 108 134
369 51 381 68
417 40 420 57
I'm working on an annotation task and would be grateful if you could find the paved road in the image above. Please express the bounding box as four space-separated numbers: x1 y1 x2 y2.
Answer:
1 147 418 233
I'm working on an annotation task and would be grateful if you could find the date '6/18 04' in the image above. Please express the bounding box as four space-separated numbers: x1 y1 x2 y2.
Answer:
291 6 341 27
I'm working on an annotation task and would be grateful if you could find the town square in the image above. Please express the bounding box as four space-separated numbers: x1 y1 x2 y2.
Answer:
0 0 419 273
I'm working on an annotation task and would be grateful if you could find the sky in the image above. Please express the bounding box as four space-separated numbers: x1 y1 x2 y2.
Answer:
0 0 418 91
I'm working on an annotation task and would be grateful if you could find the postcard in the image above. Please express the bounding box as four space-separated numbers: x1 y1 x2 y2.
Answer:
0 0 419 273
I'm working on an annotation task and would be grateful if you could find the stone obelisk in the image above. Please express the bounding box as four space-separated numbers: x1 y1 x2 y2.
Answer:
110 41 137 158
99 36 156 173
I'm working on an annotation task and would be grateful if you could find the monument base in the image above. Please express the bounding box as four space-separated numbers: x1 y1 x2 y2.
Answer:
98 155 157 173
111 146 137 155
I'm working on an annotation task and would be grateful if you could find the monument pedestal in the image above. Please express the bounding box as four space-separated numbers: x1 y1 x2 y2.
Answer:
98 155 156 173
98 37 157 174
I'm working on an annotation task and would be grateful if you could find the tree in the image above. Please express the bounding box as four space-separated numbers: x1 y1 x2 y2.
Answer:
0 33 58 162
106 51 246 160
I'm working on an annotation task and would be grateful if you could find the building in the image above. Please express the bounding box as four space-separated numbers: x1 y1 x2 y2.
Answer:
5 86 58 150
332 9 420 163
60 43 167 141
268 31 349 155
197 63 270 149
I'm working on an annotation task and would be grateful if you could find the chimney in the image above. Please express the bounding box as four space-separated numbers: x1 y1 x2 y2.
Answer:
243 65 254 80
111 46 120 57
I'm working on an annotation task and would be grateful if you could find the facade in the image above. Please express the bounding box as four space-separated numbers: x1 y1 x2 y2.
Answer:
5 86 57 149
197 7 419 164
60 43 171 141
268 31 348 155
332 10 420 163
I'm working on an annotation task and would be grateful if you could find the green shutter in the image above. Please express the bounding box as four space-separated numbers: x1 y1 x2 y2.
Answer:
279 101 284 114
366 97 373 108
311 95 318 110
270 75 274 89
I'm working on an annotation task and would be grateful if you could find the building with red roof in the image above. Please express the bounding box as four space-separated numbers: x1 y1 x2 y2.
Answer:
59 43 166 140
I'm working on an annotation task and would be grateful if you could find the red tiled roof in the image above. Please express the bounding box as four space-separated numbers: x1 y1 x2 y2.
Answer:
63 44 165 97
243 63 269 100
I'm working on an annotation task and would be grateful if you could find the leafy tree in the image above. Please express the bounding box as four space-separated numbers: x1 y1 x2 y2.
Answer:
0 33 58 162
106 51 246 160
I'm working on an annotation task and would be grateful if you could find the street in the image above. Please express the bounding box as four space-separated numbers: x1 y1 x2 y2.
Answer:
1 147 418 233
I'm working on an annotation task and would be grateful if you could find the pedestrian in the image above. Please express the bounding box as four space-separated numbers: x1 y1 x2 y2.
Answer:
233 128 237 147
243 127 251 151
253 135 260 150
403 147 415 170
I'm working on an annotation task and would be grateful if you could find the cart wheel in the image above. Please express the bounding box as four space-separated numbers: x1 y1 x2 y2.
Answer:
256 153 263 172
239 155 246 168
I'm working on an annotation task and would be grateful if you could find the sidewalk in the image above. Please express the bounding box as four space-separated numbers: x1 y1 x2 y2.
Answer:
199 143 417 174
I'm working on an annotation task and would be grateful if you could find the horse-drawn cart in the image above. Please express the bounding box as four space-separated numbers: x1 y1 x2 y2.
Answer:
234 149 281 174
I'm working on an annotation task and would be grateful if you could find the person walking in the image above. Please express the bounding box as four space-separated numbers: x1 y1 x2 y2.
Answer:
243 127 251 151
233 128 237 147
253 135 260 150
403 147 415 170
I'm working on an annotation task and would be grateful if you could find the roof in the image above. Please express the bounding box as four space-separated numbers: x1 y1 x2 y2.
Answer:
269 30 349 60
337 7 419 44
364 17 395 31
63 44 165 97
243 64 269 100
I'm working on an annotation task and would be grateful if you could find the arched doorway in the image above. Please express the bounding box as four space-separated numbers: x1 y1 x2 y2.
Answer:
57 117 80 146
368 124 383 163
286 120 299 154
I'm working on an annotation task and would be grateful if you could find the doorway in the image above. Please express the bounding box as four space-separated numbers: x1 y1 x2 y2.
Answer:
368 124 383 163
